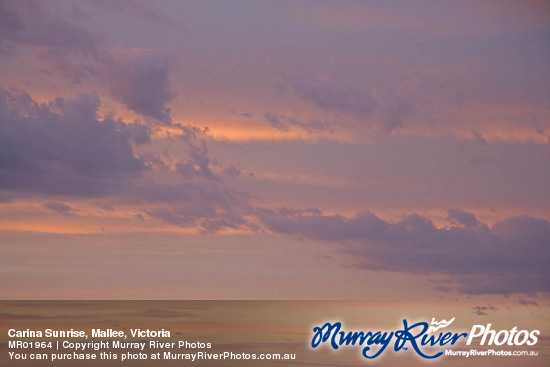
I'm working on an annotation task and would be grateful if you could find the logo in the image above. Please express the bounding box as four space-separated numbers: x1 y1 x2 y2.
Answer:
311 318 540 360
467 324 539 346
427 317 455 333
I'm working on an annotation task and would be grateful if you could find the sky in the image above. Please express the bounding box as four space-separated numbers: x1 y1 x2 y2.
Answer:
0 0 549 312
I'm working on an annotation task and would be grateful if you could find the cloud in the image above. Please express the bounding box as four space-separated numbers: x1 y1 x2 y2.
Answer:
472 305 497 316
0 88 251 233
126 121 152 145
256 208 550 295
430 278 454 293
143 182 250 233
0 88 146 196
43 202 78 215
0 0 97 52
0 0 100 81
223 165 241 178
288 76 414 132
264 112 288 131
103 51 175 123
230 110 252 118
287 65 470 132
518 298 539 306
264 112 332 134
1 2 175 121
174 125 217 180
447 208 483 229
289 77 379 118
0 1 24 43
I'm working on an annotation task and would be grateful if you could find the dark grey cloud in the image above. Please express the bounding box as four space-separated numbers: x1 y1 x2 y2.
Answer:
518 298 539 306
2 1 175 122
0 0 97 52
0 0 99 81
264 112 287 131
0 1 24 43
288 76 414 132
288 72 465 132
223 165 241 178
290 77 379 117
103 51 175 123
429 278 454 293
256 207 550 295
264 112 332 134
472 305 497 316
0 88 146 196
143 182 250 233
377 94 410 132
0 88 251 233
174 125 217 180
230 110 252 118
127 121 152 145
43 202 78 215
447 208 483 230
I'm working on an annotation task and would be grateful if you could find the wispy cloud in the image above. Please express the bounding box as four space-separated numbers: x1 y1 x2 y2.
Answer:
472 305 497 316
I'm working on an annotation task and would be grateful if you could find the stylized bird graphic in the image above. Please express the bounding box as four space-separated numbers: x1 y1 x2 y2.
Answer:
427 317 456 333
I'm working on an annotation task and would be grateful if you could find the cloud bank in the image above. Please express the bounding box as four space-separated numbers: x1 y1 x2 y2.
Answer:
256 207 550 295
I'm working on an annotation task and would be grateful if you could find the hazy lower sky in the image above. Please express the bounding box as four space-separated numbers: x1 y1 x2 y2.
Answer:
0 0 549 308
